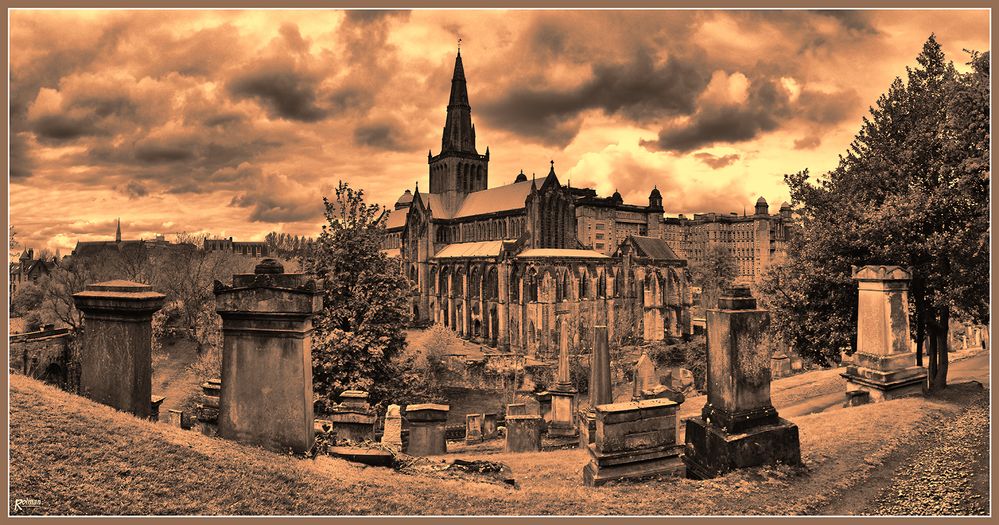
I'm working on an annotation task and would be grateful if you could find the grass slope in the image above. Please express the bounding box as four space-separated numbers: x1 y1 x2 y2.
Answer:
8 373 987 516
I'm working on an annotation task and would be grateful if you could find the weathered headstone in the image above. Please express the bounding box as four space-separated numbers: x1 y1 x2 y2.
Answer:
73 280 165 418
166 409 184 428
214 259 322 454
505 415 543 452
406 403 449 456
771 353 791 379
582 398 685 486
683 287 801 479
329 390 377 443
506 403 528 417
381 404 404 448
482 413 498 439
632 350 669 401
465 413 484 444
841 266 927 402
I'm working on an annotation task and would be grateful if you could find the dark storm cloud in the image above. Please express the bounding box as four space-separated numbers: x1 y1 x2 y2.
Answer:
10 132 34 180
342 10 411 24
694 153 741 169
229 173 325 223
797 88 862 124
479 51 711 147
122 181 149 198
228 59 328 122
354 120 416 151
642 77 791 153
814 10 880 34
794 135 822 150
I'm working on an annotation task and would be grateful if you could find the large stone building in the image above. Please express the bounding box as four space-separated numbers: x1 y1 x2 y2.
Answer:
383 50 693 359
204 237 269 257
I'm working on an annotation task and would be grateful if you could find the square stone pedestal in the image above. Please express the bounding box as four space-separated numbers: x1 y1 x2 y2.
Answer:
683 416 801 479
578 409 596 447
582 399 685 487
841 353 927 402
329 410 377 443
406 404 449 456
505 415 543 452
547 388 578 438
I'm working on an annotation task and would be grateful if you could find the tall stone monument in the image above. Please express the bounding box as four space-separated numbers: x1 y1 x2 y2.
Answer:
214 259 322 454
579 325 612 446
683 287 801 479
547 309 578 437
73 281 165 418
842 265 927 402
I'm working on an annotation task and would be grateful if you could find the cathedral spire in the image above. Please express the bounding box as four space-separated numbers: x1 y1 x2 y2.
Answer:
441 49 475 154
115 218 121 243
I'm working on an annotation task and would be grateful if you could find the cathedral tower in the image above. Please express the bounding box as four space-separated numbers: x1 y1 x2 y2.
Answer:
428 48 489 216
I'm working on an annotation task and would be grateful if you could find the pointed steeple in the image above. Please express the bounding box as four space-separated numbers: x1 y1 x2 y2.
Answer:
441 49 476 154
115 218 122 242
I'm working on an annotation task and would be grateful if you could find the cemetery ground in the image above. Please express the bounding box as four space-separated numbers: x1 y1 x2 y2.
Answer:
9 348 989 516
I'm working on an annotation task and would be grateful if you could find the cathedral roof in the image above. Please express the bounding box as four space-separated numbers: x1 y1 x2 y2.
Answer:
624 236 681 261
517 248 609 259
384 208 409 230
434 239 511 259
452 179 534 219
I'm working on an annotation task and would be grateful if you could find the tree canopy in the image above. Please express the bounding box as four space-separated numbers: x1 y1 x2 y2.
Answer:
760 36 989 390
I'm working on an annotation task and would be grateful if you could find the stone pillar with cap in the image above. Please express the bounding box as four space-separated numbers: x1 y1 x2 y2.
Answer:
73 280 165 418
683 286 801 479
214 258 322 454
547 306 578 437
579 325 612 446
841 265 927 402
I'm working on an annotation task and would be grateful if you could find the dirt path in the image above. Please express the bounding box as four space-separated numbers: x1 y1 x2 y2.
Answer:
150 338 200 417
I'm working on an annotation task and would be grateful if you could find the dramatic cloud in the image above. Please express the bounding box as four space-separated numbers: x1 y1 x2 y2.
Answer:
7 9 989 253
694 152 740 169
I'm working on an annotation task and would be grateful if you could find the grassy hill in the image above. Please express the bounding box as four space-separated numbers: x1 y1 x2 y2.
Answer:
8 373 987 516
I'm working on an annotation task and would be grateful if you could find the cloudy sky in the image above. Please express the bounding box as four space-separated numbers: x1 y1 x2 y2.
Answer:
9 9 989 253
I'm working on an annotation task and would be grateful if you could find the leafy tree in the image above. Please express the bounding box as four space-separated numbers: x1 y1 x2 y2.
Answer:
689 243 737 309
760 36 989 390
303 181 411 413
9 225 19 257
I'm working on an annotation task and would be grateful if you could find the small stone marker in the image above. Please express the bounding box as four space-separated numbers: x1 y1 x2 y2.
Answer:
465 413 484 444
72 280 165 418
166 409 184 428
406 403 449 456
482 413 498 439
150 395 165 421
381 404 404 449
329 390 376 443
505 415 543 453
683 287 801 479
632 350 669 401
771 353 791 379
841 266 927 402
506 403 528 417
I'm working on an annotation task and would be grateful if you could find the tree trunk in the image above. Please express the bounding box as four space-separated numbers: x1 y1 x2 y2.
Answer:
935 306 950 390
914 284 925 367
926 311 939 391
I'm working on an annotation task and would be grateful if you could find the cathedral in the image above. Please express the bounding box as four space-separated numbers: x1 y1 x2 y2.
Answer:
382 50 693 360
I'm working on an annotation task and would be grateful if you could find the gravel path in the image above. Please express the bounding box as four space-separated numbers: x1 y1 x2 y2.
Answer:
865 386 990 516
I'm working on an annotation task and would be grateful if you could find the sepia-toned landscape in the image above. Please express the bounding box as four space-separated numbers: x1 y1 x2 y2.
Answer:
7 8 991 517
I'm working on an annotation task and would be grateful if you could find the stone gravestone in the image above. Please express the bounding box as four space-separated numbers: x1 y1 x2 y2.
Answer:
380 404 404 449
506 403 528 417
73 281 165 418
632 350 669 401
214 259 322 454
406 403 449 456
197 379 221 436
329 390 377 443
579 325 612 446
505 415 543 452
166 409 184 428
548 310 578 437
683 287 801 479
465 413 484 444
771 353 791 379
482 413 498 439
841 266 927 402
582 398 685 486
